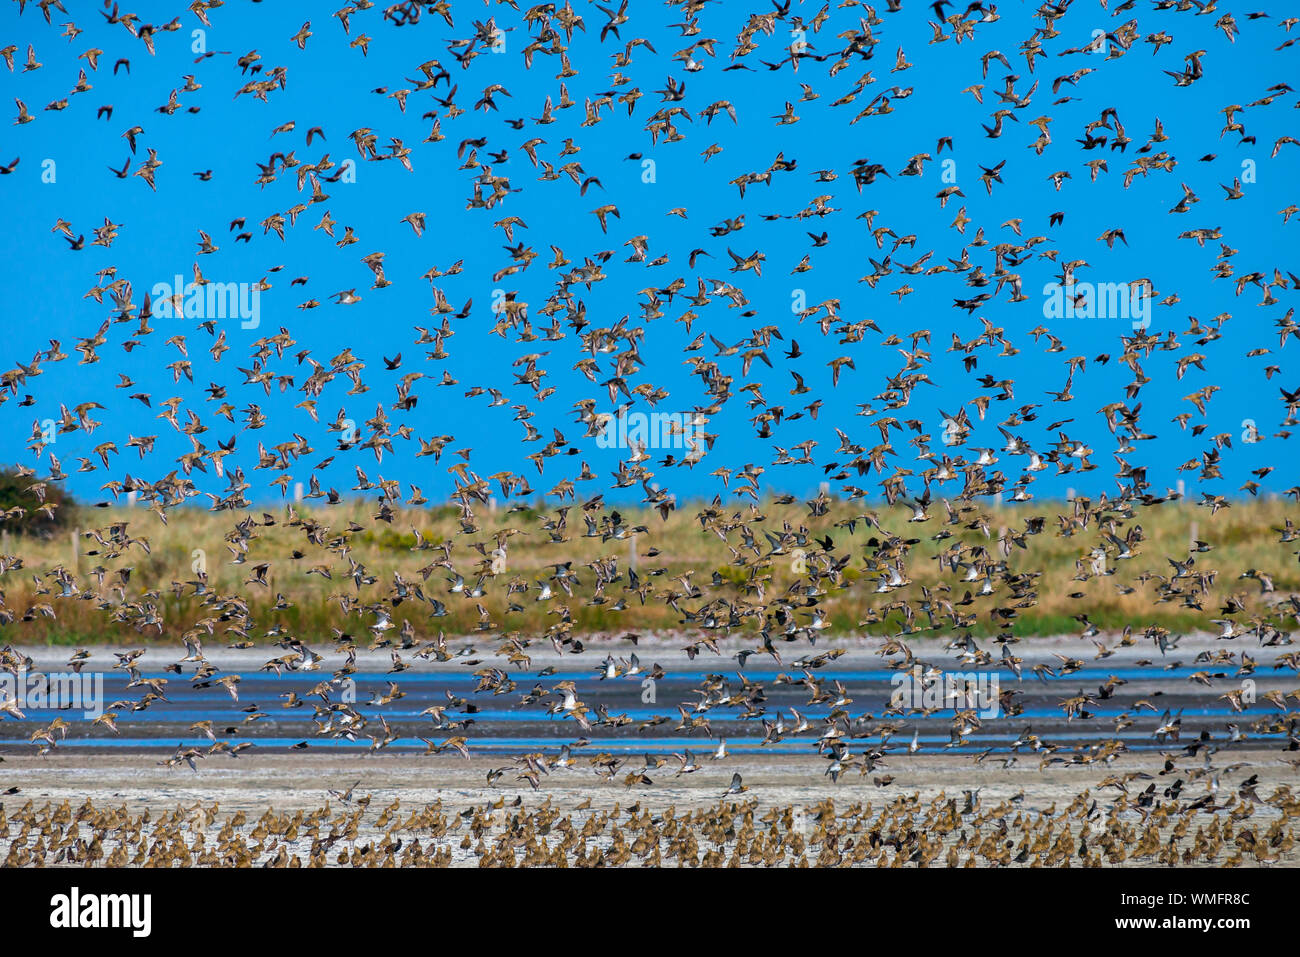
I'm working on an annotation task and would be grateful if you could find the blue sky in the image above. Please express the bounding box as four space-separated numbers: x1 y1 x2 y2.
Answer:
0 1 1296 508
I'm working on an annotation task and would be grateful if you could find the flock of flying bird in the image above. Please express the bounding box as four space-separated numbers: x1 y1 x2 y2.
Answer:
0 0 1299 866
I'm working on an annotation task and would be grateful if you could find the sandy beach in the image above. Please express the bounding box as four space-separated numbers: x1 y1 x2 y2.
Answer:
0 748 1294 867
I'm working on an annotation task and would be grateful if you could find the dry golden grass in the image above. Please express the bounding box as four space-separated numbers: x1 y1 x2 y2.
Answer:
0 494 1294 646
